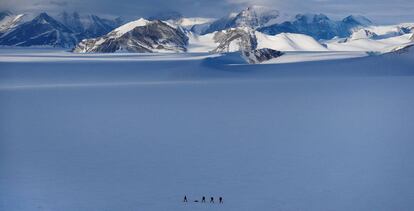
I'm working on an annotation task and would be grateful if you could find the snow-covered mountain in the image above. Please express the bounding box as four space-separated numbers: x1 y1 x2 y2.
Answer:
196 6 373 40
0 11 123 47
202 6 281 34
348 28 378 41
0 13 77 47
341 15 372 30
73 18 188 53
0 11 25 36
57 12 123 39
258 14 373 40
1 6 413 54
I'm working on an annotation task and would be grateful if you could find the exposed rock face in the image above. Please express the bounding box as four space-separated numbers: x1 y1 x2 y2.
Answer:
73 19 188 53
211 28 257 53
0 11 25 36
242 48 284 64
210 27 284 64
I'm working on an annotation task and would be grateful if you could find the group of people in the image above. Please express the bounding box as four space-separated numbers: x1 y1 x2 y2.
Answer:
183 195 223 203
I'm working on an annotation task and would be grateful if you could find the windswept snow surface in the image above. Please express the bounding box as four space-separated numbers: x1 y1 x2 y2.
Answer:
255 32 328 51
325 33 413 52
187 33 218 53
1 48 414 211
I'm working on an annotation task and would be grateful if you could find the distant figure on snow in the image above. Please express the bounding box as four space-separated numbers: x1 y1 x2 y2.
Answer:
219 197 223 203
183 195 188 202
202 196 206 203
210 197 214 203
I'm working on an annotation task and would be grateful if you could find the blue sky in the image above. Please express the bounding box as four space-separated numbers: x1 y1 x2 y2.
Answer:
1 0 413 24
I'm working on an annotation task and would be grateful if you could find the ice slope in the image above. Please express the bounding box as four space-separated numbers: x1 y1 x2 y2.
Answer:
112 18 150 37
1 49 414 211
255 32 328 51
187 32 218 52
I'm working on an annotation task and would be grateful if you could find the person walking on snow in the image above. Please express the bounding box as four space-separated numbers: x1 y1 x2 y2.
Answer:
183 195 188 202
202 196 206 203
210 197 214 203
219 197 223 203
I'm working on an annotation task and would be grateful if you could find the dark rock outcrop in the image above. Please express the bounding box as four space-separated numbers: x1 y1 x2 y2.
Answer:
242 48 284 64
73 19 188 53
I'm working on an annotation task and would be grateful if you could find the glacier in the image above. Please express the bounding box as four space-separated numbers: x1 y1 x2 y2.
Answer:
1 46 414 211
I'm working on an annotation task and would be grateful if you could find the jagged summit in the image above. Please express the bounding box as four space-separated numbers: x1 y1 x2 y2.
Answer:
0 11 123 47
56 11 123 39
233 5 280 27
202 5 280 34
33 13 71 31
342 15 372 27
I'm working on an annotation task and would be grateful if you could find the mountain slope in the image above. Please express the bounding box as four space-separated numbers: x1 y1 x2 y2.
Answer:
0 11 25 36
57 12 123 39
73 18 188 53
259 13 373 40
0 13 77 47
202 6 280 34
255 32 328 51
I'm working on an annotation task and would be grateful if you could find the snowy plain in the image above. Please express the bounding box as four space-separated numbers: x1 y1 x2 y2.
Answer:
1 48 414 211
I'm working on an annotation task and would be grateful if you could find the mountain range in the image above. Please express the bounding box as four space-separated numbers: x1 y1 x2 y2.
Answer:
0 6 413 53
0 11 123 47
